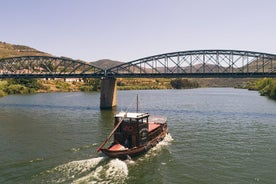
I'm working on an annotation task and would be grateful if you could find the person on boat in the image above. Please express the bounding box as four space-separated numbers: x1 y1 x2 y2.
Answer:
124 135 132 148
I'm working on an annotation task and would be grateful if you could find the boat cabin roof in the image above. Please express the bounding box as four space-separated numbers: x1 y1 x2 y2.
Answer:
115 112 149 119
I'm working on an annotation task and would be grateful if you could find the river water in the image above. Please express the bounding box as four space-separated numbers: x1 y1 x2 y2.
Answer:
0 88 276 184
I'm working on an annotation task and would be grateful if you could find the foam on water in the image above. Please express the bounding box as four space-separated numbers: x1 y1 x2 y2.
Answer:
32 156 104 183
33 156 128 184
137 133 173 161
71 158 128 184
29 158 44 163
148 133 173 152
105 159 128 179
68 143 97 152
160 133 174 145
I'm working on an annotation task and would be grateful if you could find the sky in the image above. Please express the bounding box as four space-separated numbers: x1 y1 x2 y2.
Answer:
1 0 276 62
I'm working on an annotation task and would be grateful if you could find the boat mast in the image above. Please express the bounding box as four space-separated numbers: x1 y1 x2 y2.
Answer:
136 94 139 113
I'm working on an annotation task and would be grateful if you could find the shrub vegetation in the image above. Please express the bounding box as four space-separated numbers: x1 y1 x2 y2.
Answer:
170 78 199 89
0 90 6 97
0 78 41 95
247 78 276 100
79 79 101 92
256 78 276 99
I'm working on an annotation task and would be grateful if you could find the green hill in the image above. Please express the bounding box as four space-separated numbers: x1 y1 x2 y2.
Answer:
0 41 51 59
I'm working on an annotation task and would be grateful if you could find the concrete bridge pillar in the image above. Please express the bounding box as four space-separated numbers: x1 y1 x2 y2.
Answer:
100 77 117 109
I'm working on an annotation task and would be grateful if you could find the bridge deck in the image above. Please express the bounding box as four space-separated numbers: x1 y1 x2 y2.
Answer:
0 50 275 78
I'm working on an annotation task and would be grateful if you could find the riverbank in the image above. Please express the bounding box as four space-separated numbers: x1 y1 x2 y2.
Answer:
246 78 276 100
0 78 275 100
0 79 99 97
0 78 199 97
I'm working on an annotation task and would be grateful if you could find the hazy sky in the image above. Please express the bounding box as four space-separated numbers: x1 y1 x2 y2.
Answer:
1 0 275 62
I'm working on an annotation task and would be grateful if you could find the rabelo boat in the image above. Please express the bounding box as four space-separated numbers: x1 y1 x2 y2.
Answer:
97 111 168 159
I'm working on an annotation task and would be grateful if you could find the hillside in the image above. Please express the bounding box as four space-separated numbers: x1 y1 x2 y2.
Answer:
0 41 51 59
91 59 124 69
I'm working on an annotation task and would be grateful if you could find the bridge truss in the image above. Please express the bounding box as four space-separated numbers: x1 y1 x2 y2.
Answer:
0 56 103 79
0 50 276 79
107 50 276 78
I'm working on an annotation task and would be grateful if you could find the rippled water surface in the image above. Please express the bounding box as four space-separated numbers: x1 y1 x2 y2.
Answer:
0 88 276 183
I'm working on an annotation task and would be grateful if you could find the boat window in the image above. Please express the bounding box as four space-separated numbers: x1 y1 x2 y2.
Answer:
138 119 143 123
123 118 130 123
131 119 138 124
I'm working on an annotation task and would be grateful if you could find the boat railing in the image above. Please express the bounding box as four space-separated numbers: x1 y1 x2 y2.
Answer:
135 112 149 118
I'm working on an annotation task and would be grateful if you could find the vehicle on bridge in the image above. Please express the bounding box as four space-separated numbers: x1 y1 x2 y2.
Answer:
97 111 168 159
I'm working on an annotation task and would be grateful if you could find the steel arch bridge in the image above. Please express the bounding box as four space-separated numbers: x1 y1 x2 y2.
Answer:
0 50 276 79
107 50 276 78
0 56 104 79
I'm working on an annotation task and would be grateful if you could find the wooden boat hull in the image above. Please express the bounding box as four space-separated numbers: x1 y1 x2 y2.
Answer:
100 126 168 160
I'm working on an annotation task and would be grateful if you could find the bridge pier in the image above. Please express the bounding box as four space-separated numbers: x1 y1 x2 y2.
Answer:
100 77 117 109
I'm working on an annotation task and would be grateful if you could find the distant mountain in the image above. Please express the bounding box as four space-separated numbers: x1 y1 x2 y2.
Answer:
0 41 51 59
0 41 126 70
91 59 124 69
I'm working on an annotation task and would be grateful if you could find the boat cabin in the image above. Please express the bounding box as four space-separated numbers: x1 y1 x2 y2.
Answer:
113 112 149 148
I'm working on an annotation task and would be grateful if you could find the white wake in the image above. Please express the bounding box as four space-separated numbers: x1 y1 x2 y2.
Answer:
35 156 128 184
33 134 173 183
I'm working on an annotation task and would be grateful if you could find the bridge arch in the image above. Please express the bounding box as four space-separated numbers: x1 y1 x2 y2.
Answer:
0 56 104 79
107 50 276 78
